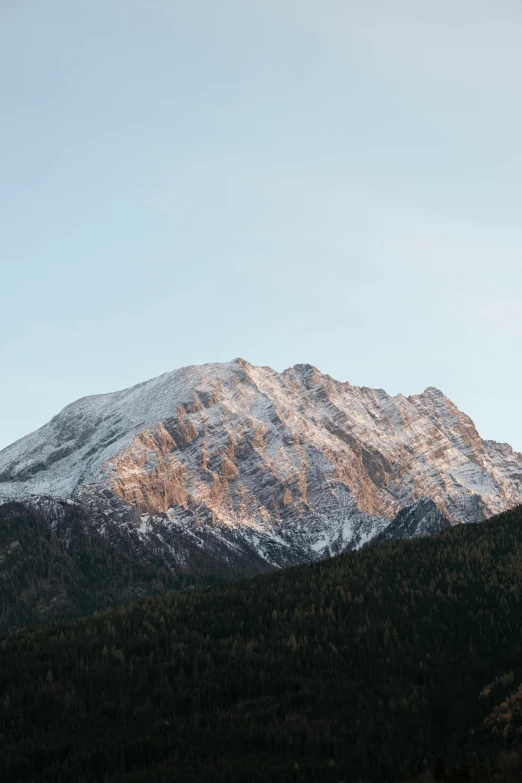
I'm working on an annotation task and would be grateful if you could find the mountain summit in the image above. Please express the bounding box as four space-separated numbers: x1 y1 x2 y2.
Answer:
1 359 521 571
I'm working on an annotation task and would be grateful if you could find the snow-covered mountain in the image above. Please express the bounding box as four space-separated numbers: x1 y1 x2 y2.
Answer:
1 358 521 571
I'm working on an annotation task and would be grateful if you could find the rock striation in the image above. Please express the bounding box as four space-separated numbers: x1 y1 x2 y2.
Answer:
373 498 449 544
1 359 521 572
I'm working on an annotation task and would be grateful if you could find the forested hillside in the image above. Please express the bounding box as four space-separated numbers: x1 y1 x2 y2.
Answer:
3 506 522 782
0 502 219 631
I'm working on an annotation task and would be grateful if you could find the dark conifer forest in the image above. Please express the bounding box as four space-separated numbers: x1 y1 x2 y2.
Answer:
3 506 522 781
0 502 219 631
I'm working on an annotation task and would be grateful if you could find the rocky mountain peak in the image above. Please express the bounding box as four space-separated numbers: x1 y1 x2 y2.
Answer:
232 357 251 368
289 363 318 375
1 359 521 572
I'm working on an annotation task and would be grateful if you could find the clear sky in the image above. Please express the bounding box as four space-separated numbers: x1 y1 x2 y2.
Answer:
1 0 522 452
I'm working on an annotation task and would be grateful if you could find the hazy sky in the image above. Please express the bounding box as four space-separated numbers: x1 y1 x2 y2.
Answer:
1 0 522 451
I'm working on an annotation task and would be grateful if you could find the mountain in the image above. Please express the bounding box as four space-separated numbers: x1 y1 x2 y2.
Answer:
3 505 522 783
0 497 445 632
373 497 450 543
1 358 522 574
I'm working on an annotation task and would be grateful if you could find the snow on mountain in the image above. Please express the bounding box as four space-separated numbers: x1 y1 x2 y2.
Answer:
373 498 450 544
1 358 521 570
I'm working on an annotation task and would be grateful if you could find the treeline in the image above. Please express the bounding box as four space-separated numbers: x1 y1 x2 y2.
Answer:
3 506 522 781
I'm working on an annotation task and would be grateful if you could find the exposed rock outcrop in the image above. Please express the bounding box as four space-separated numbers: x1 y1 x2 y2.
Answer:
372 498 450 544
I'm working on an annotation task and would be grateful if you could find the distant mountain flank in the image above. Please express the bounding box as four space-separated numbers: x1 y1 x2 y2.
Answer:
1 358 521 576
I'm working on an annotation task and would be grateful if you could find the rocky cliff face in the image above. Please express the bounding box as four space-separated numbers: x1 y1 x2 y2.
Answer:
1 359 521 571
373 498 450 544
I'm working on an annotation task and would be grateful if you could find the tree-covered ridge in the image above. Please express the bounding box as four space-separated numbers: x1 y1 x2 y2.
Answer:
0 502 218 631
3 507 522 781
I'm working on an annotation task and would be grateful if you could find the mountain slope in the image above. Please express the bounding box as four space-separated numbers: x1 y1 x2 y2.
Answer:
1 359 522 568
373 497 449 543
0 496 450 632
2 505 522 783
0 499 227 632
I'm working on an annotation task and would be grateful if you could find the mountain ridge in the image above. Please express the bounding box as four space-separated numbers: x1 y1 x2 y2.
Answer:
1 358 522 572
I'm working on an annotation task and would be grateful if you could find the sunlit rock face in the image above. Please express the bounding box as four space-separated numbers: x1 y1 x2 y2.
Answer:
1 359 521 571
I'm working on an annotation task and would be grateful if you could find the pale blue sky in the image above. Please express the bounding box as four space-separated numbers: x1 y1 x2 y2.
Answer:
1 0 522 451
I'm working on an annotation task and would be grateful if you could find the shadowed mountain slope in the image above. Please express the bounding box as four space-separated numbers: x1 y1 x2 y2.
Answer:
2 505 522 782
